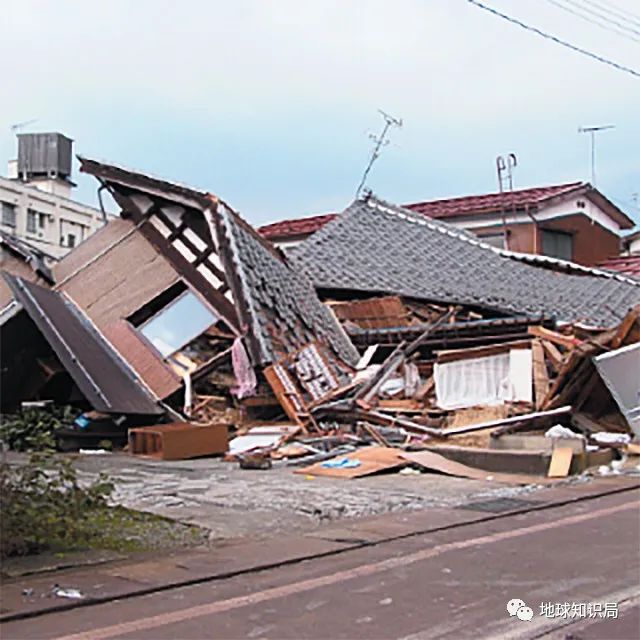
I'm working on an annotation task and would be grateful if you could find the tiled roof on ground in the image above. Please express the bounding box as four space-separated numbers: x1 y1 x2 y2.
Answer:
597 255 640 279
259 181 633 241
289 196 640 328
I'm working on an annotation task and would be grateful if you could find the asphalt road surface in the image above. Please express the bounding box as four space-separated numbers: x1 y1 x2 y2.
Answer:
3 488 639 640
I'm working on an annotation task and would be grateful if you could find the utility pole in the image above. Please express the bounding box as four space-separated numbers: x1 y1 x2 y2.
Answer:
355 110 402 198
578 125 614 186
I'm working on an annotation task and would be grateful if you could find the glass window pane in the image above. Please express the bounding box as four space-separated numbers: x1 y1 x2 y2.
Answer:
542 230 573 261
27 211 37 233
2 202 16 227
140 291 217 357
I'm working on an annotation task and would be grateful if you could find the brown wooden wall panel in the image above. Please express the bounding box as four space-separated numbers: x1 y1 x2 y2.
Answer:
538 214 622 267
333 296 409 329
60 230 179 329
54 218 134 282
102 320 181 399
473 214 622 267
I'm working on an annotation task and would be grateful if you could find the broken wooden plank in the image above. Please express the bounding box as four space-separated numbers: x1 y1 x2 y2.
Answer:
354 307 459 407
264 364 313 432
531 339 550 410
528 326 581 350
435 339 531 364
377 399 421 411
414 376 435 401
611 305 640 349
541 340 564 372
447 405 572 437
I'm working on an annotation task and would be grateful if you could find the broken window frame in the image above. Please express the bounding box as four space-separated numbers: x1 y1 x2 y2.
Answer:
133 285 219 360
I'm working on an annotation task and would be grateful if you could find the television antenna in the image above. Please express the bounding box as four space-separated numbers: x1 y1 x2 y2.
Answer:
355 110 402 198
578 125 614 186
10 118 38 133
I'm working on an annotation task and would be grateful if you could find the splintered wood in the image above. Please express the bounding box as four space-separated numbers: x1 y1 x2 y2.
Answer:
264 342 348 430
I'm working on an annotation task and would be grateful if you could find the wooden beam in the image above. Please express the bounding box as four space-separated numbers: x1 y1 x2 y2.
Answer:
541 340 563 372
435 339 531 364
528 326 581 350
531 339 550 410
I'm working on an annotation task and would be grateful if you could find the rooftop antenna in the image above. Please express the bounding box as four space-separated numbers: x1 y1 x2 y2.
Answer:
355 110 402 198
10 118 38 133
496 153 517 250
578 124 614 186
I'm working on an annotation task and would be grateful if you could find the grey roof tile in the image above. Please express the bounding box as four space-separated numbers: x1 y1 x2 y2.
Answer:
217 206 359 367
290 197 640 328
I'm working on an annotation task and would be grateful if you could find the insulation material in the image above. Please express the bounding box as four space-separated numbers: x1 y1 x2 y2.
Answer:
434 349 532 410
509 348 533 404
230 337 257 399
228 425 298 456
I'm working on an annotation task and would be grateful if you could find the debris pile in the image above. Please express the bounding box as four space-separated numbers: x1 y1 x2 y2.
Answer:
226 303 639 481
0 159 638 485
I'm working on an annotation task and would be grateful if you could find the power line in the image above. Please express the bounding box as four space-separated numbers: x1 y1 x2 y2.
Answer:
466 0 640 78
544 0 640 43
578 0 640 28
560 0 640 36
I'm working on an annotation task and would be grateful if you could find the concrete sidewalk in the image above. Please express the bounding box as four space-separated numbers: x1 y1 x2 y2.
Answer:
1 476 637 623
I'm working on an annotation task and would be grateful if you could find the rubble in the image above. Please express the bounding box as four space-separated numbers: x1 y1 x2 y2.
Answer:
0 161 637 487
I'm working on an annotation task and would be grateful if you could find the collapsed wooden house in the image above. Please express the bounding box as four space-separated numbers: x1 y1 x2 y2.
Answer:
1 168 638 467
0 158 357 435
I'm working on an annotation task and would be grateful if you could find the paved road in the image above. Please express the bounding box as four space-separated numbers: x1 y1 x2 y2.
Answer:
3 489 639 640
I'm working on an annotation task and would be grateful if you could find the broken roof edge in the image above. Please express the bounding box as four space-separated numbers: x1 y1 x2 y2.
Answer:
0 230 56 284
79 155 221 212
3 273 163 415
78 157 286 263
365 196 640 286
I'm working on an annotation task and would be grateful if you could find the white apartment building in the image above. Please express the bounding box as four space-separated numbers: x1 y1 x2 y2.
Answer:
0 133 105 259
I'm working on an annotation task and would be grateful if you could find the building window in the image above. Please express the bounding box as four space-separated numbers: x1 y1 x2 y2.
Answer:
38 212 47 229
541 229 573 261
1 202 16 228
66 233 76 248
133 286 218 358
27 210 37 233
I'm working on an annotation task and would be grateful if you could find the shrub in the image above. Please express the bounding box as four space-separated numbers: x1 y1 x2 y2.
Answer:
0 452 114 558
0 405 75 452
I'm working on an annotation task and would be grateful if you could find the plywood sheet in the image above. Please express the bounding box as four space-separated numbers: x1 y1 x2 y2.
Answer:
547 447 573 478
295 446 406 479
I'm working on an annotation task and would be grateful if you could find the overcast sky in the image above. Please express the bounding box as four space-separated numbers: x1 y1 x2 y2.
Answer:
2 0 639 225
